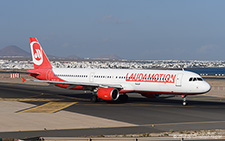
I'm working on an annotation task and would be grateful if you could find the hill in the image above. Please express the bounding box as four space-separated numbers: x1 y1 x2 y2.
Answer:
0 45 30 58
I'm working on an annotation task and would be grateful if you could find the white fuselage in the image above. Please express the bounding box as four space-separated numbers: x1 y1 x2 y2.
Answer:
52 68 211 95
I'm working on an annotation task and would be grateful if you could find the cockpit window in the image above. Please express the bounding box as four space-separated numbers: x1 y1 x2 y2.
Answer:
189 77 203 82
197 78 203 81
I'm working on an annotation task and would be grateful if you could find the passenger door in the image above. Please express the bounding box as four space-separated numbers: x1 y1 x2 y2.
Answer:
176 73 183 87
89 72 95 82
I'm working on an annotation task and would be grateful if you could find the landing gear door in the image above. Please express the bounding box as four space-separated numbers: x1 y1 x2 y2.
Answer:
89 72 95 82
176 73 183 87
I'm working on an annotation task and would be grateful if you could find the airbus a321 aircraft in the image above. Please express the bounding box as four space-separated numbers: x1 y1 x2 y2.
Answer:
23 37 211 105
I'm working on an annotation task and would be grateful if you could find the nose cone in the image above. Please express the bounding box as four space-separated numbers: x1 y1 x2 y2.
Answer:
202 81 211 93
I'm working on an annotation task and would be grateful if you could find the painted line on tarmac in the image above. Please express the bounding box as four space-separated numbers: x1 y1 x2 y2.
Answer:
142 120 225 127
0 86 43 94
43 92 90 101
19 102 78 113
191 97 225 100
0 85 89 101
79 103 194 108
0 98 61 102
79 103 225 109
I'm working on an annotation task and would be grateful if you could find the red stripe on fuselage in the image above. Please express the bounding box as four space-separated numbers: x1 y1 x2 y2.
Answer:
119 90 204 95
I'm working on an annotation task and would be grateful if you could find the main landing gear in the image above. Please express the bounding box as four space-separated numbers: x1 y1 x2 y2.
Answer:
90 89 99 103
90 94 99 102
181 95 187 106
118 94 129 103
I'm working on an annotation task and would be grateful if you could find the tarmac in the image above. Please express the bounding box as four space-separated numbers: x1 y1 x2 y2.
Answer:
0 75 225 140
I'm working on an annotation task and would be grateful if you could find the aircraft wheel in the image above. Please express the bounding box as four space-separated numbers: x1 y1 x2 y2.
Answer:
182 95 187 106
90 95 99 103
119 94 129 102
183 101 187 106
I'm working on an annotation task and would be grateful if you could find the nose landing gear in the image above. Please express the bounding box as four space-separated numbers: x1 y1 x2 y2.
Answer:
181 95 187 106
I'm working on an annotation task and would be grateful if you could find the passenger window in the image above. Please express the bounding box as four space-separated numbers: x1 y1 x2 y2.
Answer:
193 78 197 81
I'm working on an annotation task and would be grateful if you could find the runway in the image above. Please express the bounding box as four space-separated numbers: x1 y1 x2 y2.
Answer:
0 82 225 138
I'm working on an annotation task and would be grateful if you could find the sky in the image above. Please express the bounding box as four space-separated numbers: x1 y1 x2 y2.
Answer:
1 0 225 60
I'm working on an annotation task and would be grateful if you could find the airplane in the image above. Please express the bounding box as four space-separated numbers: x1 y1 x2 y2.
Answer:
23 37 211 106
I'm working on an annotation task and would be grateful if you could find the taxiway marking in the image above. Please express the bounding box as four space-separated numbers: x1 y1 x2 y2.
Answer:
0 98 61 102
142 120 225 127
43 93 90 101
19 102 77 113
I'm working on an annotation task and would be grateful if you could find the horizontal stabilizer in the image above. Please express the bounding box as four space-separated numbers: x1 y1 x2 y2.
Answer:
0 71 39 75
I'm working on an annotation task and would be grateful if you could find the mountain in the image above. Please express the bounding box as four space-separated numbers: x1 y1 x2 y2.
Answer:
0 45 30 58
0 45 121 61
0 45 76 60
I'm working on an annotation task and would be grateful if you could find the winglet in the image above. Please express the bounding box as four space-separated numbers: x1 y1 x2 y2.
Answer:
21 77 26 83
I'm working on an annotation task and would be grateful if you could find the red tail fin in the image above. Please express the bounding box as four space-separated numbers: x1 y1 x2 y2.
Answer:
30 37 52 69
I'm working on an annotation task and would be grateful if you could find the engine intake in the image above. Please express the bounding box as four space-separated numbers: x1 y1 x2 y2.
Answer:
97 88 119 101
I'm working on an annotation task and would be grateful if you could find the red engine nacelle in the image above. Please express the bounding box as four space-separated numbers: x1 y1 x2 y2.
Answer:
97 88 119 101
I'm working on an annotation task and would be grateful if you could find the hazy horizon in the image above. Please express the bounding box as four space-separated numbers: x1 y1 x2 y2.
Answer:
1 0 225 61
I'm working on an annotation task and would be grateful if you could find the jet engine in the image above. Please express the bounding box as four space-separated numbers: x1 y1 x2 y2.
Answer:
97 88 119 101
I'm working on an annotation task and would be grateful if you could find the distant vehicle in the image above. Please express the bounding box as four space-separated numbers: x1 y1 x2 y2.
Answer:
23 37 211 105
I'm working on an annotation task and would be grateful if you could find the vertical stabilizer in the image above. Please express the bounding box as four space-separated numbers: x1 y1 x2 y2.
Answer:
30 37 52 69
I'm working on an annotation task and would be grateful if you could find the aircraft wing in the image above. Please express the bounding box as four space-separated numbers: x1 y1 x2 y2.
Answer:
24 78 123 89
